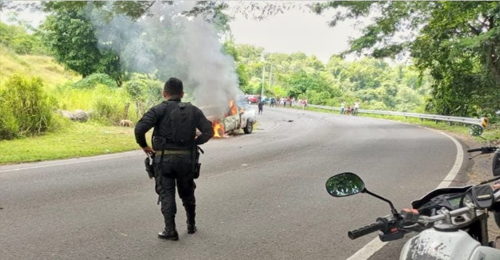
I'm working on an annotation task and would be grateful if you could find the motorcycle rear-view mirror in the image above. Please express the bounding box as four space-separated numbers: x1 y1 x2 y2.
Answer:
470 125 484 137
326 172 365 197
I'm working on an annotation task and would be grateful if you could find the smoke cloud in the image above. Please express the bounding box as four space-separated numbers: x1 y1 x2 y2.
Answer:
89 2 242 118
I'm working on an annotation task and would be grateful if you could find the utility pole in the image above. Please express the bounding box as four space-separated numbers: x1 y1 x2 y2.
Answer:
260 53 266 99
269 65 273 88
261 64 265 98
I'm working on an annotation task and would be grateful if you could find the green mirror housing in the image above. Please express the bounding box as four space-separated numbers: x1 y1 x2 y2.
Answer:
470 125 484 137
326 172 366 197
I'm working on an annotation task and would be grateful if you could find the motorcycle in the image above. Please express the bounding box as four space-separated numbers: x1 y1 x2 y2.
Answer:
326 125 500 259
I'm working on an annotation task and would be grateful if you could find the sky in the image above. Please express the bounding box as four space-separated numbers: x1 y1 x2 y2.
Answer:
229 8 364 63
0 2 365 64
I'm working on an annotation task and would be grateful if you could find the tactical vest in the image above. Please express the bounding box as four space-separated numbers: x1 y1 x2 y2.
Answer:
153 101 196 150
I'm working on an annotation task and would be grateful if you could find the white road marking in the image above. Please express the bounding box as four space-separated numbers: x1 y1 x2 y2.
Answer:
0 152 141 173
346 128 464 260
346 238 387 260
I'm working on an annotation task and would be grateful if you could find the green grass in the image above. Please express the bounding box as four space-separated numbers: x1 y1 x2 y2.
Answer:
0 122 149 165
299 106 500 142
0 44 80 88
0 45 149 165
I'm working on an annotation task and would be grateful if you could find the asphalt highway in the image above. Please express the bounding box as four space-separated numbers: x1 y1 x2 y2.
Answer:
0 107 465 260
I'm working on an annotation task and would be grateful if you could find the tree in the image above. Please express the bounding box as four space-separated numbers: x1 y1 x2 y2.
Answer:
223 41 250 91
41 8 123 85
313 1 500 116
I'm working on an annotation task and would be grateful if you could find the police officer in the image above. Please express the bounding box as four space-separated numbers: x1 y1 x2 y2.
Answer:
135 77 214 240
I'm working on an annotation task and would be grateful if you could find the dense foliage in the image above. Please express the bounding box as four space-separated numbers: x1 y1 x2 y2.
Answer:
231 43 431 111
0 75 59 140
1 1 497 143
313 1 500 117
40 9 123 85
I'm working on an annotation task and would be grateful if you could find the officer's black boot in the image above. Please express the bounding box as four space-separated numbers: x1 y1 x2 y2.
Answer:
185 205 197 234
158 216 178 240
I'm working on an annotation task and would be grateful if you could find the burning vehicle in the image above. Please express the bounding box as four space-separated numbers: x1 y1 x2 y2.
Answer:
203 97 257 138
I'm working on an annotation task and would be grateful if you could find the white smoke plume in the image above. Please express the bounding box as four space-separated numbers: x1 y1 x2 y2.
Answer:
89 2 241 118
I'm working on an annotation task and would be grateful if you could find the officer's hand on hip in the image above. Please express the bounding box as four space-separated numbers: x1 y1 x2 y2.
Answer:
142 146 155 155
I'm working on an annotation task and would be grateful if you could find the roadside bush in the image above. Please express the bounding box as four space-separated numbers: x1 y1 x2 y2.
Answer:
51 82 136 124
73 73 117 89
123 73 163 119
52 83 95 111
90 84 130 125
0 74 57 139
0 100 19 140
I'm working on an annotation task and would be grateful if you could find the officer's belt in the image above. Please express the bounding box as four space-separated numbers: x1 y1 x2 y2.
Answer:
155 150 191 156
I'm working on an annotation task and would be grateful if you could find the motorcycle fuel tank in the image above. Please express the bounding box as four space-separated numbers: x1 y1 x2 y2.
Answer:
400 228 500 260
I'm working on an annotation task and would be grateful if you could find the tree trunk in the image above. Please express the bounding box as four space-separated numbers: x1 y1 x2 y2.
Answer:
115 78 123 87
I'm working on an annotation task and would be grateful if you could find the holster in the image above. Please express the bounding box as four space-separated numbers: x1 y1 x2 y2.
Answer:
192 146 203 179
145 154 156 179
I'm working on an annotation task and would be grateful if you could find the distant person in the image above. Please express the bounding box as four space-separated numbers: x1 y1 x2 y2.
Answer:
258 101 264 114
135 77 214 241
354 101 360 116
340 102 345 115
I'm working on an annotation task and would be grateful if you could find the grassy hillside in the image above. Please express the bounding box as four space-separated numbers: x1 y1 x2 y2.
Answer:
0 44 80 87
0 44 147 164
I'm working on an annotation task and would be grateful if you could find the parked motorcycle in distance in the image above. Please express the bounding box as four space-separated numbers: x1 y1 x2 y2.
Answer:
325 124 500 259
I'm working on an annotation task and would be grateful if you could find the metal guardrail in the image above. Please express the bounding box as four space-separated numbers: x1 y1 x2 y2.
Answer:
307 104 483 126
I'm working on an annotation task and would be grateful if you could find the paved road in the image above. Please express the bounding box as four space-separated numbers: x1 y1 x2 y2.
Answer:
0 107 465 260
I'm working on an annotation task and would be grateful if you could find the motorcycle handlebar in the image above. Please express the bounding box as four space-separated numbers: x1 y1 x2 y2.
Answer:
419 190 500 224
467 147 498 153
348 220 385 240
347 189 500 240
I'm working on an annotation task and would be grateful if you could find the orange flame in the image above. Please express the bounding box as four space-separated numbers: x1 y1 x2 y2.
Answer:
213 121 225 138
213 99 239 138
229 100 237 115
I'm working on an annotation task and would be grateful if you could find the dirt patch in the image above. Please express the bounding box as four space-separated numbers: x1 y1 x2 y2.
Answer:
447 132 500 242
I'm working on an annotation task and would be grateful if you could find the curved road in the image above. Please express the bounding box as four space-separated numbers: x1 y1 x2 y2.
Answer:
0 107 466 260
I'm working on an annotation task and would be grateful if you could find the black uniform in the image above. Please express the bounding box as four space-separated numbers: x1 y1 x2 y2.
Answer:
135 98 213 234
